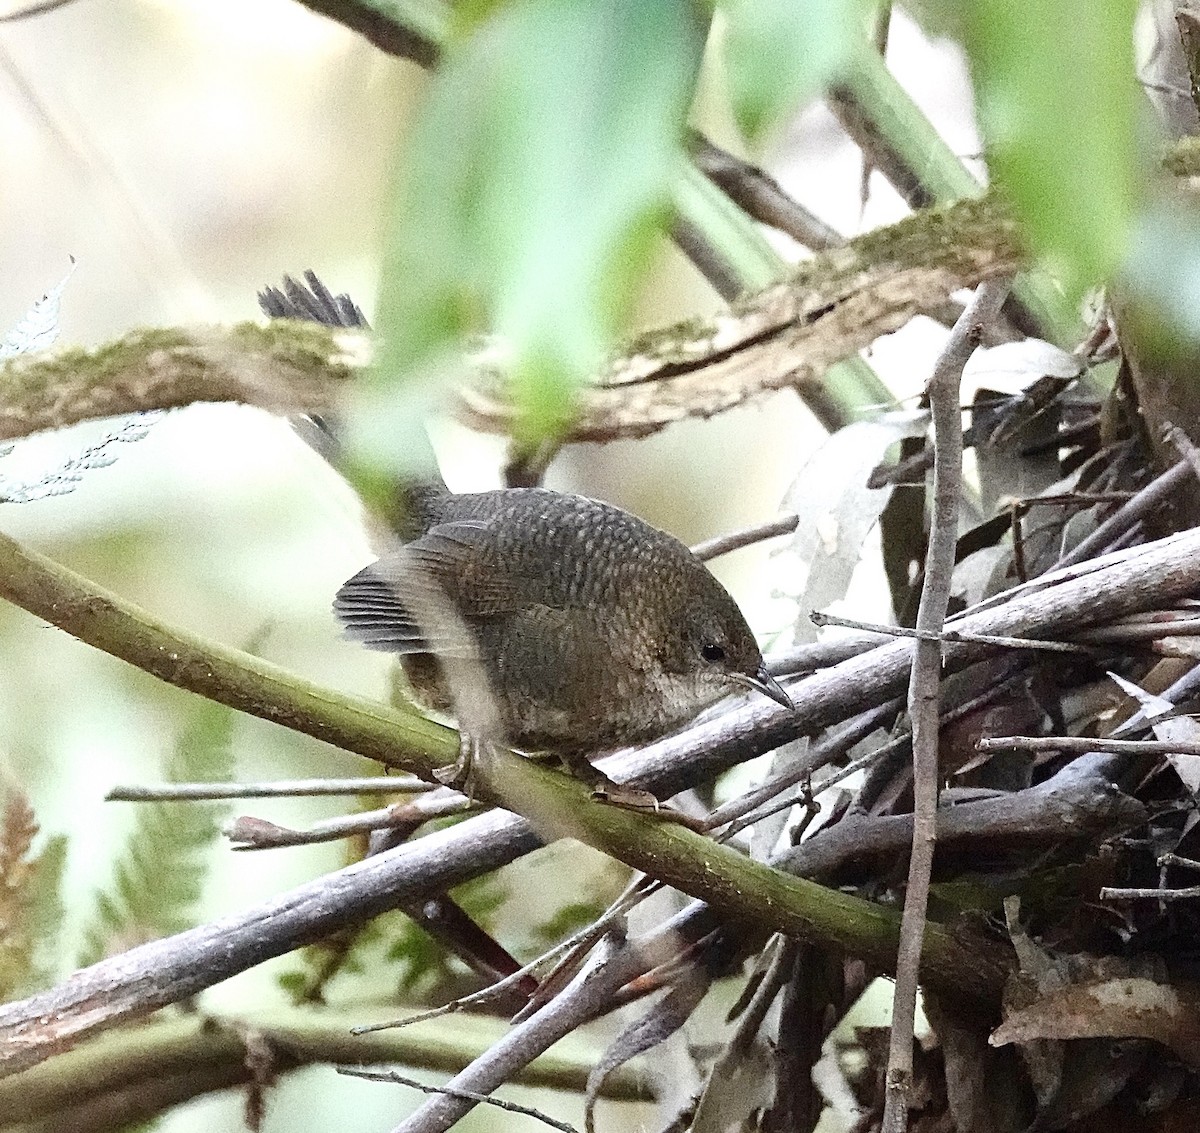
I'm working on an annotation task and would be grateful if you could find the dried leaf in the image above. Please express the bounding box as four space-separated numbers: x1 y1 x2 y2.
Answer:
1108 671 1200 792
584 967 708 1133
777 411 927 644
991 977 1200 1067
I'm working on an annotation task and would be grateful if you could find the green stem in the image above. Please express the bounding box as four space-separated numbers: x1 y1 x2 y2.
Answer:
479 748 1012 1011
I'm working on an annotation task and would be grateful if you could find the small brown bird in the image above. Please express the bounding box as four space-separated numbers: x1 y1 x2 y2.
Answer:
334 486 793 789
258 273 791 791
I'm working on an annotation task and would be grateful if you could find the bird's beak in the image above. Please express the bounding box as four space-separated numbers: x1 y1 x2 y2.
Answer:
732 666 794 712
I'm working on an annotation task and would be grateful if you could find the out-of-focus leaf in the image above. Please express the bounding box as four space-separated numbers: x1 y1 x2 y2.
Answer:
1124 204 1200 343
958 0 1139 300
367 0 708 458
963 340 1083 393
721 0 869 141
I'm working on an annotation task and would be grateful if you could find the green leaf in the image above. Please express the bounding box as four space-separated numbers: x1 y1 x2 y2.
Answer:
367 0 710 455
960 0 1139 300
721 0 868 141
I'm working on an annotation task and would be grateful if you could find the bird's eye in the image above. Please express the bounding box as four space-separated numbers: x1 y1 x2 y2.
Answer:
701 642 726 663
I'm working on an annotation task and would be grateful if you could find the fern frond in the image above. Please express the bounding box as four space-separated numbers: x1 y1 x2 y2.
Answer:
0 790 68 998
78 700 235 966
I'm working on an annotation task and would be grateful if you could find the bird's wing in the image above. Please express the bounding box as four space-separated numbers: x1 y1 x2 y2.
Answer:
333 520 544 655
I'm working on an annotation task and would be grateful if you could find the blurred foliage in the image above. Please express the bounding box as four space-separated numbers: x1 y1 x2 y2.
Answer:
721 0 869 142
77 698 234 967
362 0 709 466
927 0 1140 302
0 790 66 1000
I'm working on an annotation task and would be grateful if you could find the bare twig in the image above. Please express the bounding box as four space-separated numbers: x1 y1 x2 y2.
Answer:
106 776 431 801
882 277 1010 1133
0 0 80 21
225 793 472 850
977 735 1200 758
810 610 1093 654
690 132 845 251
285 0 442 64
1164 422 1200 479
1100 885 1200 901
780 753 1144 882
1054 460 1194 567
690 514 799 562
340 1067 581 1133
389 931 653 1133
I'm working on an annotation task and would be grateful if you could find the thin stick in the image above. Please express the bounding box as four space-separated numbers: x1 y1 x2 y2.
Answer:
1160 852 1200 872
351 875 659 1035
1164 423 1200 480
977 735 1200 757
691 514 799 562
1077 616 1200 643
1100 885 1200 901
389 931 653 1133
339 1067 581 1133
882 277 1011 1133
690 132 845 251
225 794 472 850
106 777 431 801
810 611 1093 654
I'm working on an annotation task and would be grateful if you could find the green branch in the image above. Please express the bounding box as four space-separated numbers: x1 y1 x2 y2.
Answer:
0 526 457 777
2 1003 648 1131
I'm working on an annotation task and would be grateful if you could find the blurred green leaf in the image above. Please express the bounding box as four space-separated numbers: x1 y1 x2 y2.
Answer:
369 0 709 453
959 0 1139 300
721 0 868 142
1125 203 1200 343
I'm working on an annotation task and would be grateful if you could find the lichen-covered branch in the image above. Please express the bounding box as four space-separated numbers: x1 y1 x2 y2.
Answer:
0 323 367 444
461 195 1024 441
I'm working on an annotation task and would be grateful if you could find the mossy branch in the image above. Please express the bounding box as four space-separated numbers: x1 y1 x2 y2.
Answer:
0 196 1023 449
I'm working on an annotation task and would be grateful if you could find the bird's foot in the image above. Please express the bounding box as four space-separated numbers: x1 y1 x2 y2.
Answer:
434 735 479 798
558 751 660 811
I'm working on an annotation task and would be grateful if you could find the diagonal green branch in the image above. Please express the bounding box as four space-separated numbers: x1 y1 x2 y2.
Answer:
0 526 457 777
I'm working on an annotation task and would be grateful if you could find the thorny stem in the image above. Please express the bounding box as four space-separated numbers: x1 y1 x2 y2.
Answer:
881 278 1011 1133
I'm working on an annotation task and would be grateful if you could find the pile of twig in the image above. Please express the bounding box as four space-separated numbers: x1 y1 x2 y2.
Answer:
5 283 1200 1133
